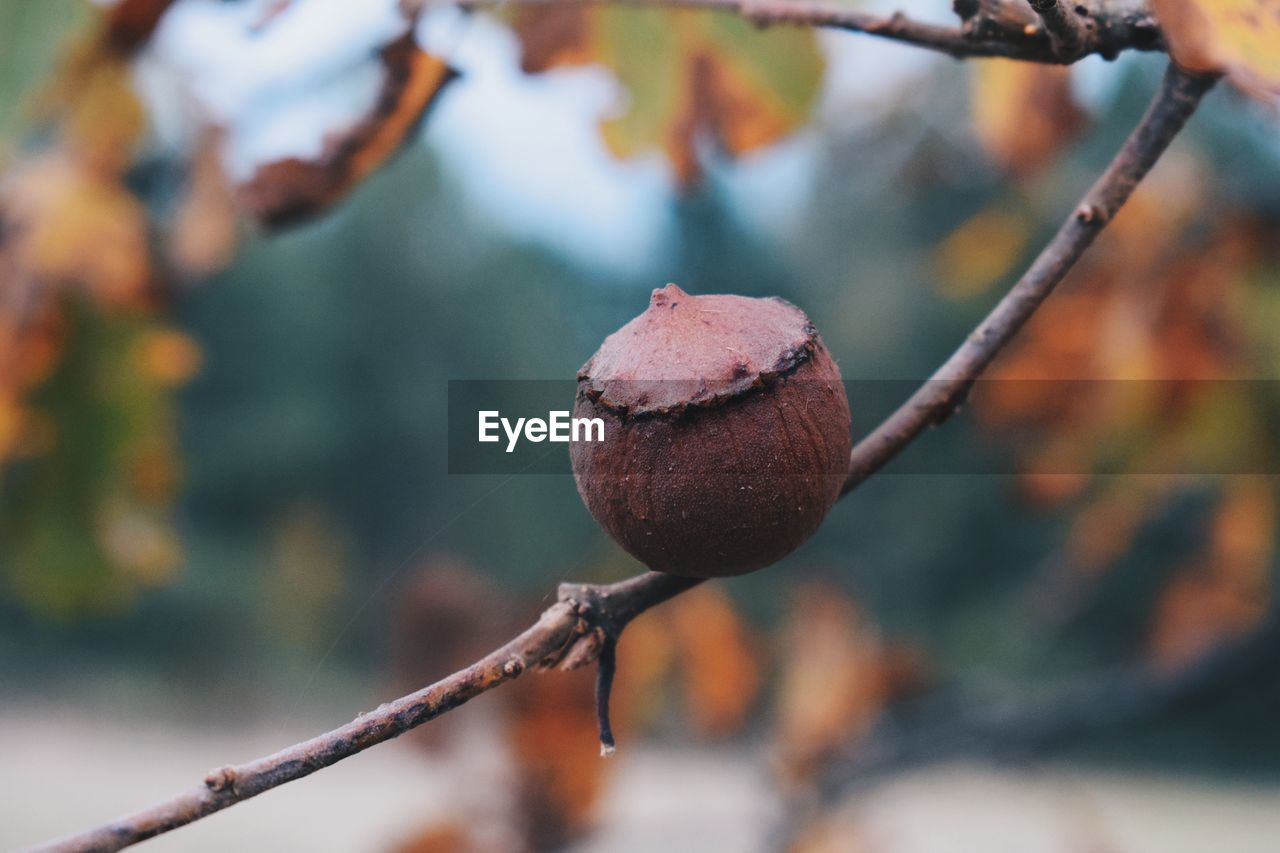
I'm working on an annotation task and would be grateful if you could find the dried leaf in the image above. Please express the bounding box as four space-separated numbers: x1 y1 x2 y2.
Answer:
971 60 1088 176
506 667 609 850
1151 0 1280 98
170 134 239 277
103 0 178 55
977 161 1256 510
773 582 923 781
511 7 824 185
668 584 762 738
239 34 457 227
1148 480 1275 670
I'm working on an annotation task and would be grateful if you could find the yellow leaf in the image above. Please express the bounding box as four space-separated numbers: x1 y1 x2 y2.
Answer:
512 8 824 185
971 60 1087 177
932 203 1033 298
1152 0 1280 98
7 153 150 304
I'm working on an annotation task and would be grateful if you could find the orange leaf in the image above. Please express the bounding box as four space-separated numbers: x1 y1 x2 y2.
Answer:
1148 481 1275 669
668 584 762 738
239 34 457 227
773 582 923 780
506 668 610 849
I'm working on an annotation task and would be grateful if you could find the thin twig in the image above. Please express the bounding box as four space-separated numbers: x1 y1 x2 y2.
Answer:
408 0 1164 64
31 56 1216 853
842 62 1217 494
1028 0 1089 57
30 573 698 853
595 636 619 755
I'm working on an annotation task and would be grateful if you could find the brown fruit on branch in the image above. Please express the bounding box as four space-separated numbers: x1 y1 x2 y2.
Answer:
571 284 851 578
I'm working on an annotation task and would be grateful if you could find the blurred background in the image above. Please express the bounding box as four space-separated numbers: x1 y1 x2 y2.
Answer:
3 0 1280 850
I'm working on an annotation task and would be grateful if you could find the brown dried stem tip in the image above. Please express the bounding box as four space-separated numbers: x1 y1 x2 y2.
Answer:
571 284 852 578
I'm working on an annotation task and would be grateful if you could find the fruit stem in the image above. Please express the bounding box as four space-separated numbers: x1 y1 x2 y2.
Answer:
595 634 618 756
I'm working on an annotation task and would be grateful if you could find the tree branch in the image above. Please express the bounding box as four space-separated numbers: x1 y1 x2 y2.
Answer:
417 0 1165 64
32 60 1216 853
32 572 700 853
842 62 1216 494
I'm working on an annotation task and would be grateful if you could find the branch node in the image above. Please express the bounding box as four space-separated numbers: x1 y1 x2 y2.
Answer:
502 658 524 677
1074 203 1107 224
560 625 607 670
1028 0 1088 58
204 766 238 794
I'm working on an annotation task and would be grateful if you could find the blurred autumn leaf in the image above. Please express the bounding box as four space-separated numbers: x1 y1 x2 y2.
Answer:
170 134 240 278
1 304 188 617
773 581 926 782
391 558 518 750
931 200 1033 297
0 0 194 616
5 151 150 305
966 154 1280 649
510 7 824 184
1151 0 1280 98
1148 479 1275 671
667 583 763 738
102 0 177 55
506 666 610 851
612 580 762 740
971 60 1088 177
239 33 457 227
974 157 1263 494
1 0 458 617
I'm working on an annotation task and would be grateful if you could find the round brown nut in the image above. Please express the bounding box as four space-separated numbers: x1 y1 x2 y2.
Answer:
571 284 851 578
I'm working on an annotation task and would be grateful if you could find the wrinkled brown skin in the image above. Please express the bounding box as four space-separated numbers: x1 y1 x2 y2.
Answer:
571 285 851 578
